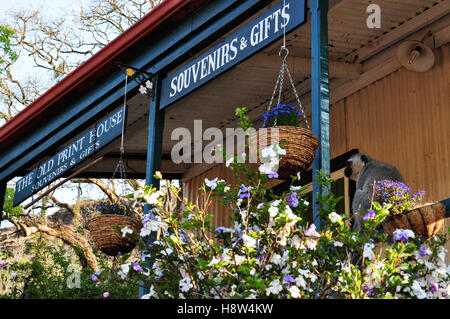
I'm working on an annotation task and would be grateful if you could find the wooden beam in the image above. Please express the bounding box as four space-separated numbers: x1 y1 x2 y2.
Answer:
292 14 450 108
332 14 450 104
181 163 219 182
240 53 362 79
355 0 450 62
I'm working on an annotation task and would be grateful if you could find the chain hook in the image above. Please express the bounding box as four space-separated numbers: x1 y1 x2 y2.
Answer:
279 46 289 62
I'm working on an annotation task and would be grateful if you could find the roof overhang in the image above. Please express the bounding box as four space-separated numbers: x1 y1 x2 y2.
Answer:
0 0 449 198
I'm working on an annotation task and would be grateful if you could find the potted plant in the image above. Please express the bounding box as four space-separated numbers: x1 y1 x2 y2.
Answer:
88 198 143 256
374 180 445 238
250 103 318 180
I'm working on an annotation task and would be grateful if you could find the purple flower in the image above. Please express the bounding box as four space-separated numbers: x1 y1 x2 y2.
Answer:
363 210 376 221
393 229 415 242
0 260 6 269
362 284 373 297
429 283 439 293
91 274 98 281
11 272 17 279
419 245 431 257
103 292 110 298
287 193 299 208
305 224 321 237
239 184 250 198
28 254 35 261
268 172 279 179
283 275 295 284
215 226 230 237
132 262 143 273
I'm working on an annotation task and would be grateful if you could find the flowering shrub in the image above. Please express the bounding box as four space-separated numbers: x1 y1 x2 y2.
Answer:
0 235 139 298
373 180 426 215
261 104 303 128
118 110 449 299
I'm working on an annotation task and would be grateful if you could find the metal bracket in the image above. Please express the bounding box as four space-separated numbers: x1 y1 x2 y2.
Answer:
117 62 155 100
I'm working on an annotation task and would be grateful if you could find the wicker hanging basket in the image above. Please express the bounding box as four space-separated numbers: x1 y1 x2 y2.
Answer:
382 202 445 239
250 126 319 180
88 214 143 256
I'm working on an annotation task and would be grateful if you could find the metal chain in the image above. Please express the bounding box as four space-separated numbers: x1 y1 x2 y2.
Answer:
285 65 310 129
111 73 129 197
266 49 309 129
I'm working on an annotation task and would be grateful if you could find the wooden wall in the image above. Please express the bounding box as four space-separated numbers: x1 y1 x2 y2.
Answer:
330 44 450 204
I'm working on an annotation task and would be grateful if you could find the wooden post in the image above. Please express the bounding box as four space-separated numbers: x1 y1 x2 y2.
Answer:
310 0 330 229
139 75 165 298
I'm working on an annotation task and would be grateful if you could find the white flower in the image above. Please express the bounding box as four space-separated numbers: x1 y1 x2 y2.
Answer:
161 248 173 256
289 235 302 249
258 162 278 175
205 177 218 190
226 156 234 167
145 80 153 89
295 275 307 289
121 226 133 237
272 199 282 206
305 239 317 250
208 257 220 266
118 263 130 279
284 206 299 226
363 243 375 260
332 240 344 247
144 190 162 205
329 212 342 224
179 277 193 292
234 255 246 265
140 215 164 237
268 205 279 218
266 279 283 296
411 280 427 299
271 253 283 266
261 145 277 159
288 285 301 298
290 185 302 192
224 186 230 192
139 85 147 95
242 234 256 248
273 144 286 156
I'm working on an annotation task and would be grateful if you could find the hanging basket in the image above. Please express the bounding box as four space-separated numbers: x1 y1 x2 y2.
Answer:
250 126 319 180
382 202 445 239
88 214 143 256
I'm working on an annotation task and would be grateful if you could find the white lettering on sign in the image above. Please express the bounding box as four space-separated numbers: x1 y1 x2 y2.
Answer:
13 106 126 207
165 1 298 104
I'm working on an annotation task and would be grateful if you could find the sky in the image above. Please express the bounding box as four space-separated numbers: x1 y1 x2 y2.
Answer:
0 0 120 228
0 0 92 20
0 0 94 81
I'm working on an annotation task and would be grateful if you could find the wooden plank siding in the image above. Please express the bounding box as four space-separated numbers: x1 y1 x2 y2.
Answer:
339 44 450 204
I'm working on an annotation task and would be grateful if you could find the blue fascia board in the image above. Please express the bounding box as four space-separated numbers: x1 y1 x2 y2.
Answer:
0 0 266 182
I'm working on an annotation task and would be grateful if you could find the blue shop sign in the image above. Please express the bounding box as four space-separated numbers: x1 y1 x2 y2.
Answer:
13 106 126 206
160 0 306 109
